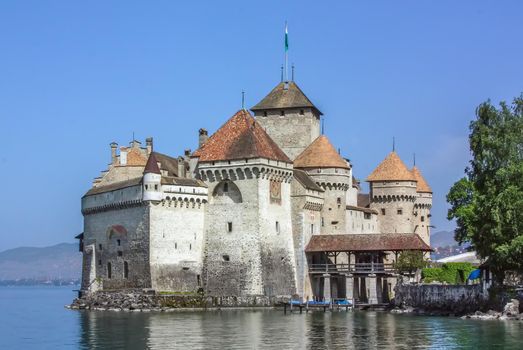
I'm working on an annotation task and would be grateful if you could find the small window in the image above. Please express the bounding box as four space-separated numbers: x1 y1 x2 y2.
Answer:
321 217 324 227
421 216 425 222
364 213 371 220
227 222 233 232
280 110 285 116
98 244 102 250
222 255 230 262
118 251 123 257
189 244 192 250
197 275 201 286
154 184 158 190
311 224 314 234
145 184 148 190
124 261 129 279
300 109 304 115
276 221 280 233
263 111 268 117
107 262 112 279
223 182 229 193
98 259 102 266
381 208 386 215
337 197 341 205
397 209 403 215
117 239 121 246
175 242 177 249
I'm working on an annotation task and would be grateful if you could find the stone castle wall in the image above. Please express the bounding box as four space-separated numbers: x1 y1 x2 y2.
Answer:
149 198 206 292
82 204 151 290
370 181 417 233
254 108 320 160
306 168 350 235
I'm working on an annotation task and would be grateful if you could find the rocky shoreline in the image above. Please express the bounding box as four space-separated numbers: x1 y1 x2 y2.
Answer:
66 290 288 312
390 299 523 321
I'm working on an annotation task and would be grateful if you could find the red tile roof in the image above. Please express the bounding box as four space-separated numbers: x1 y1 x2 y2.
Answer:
411 166 432 193
305 233 432 252
192 109 291 163
294 135 349 169
366 152 416 182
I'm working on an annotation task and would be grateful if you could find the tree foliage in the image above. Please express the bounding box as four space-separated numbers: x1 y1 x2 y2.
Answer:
394 250 428 274
447 95 523 280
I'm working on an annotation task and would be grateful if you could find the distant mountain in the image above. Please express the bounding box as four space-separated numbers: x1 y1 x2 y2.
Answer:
0 243 81 281
430 230 458 248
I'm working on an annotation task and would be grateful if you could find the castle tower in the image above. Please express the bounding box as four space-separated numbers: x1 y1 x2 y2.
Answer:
294 135 351 235
192 109 297 297
411 166 432 247
143 153 162 202
251 81 322 160
367 152 417 233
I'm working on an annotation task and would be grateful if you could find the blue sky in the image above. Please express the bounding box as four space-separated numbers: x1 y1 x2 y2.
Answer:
1 1 522 250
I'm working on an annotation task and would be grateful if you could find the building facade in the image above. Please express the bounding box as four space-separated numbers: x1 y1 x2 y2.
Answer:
78 78 433 304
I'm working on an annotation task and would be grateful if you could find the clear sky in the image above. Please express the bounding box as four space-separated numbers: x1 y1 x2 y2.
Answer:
1 1 522 250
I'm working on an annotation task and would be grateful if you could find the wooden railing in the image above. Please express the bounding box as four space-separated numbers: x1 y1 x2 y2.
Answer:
308 263 396 274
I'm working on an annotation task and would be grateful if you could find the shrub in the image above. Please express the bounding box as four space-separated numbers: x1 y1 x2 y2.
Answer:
422 263 476 284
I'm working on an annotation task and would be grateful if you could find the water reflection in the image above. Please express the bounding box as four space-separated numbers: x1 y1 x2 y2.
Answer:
77 310 523 349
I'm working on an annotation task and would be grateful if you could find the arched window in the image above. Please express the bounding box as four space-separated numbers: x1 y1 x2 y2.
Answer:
212 181 242 204
124 261 129 279
107 262 112 279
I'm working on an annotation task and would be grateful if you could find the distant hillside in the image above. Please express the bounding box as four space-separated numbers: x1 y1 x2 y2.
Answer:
430 230 458 248
0 243 81 281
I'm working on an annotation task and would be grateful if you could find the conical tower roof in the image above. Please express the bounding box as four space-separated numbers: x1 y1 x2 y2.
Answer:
411 166 432 193
192 110 291 163
366 152 416 182
143 153 161 174
294 135 349 169
251 81 322 115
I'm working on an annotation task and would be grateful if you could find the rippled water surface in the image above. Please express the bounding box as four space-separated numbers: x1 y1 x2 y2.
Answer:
1 287 522 349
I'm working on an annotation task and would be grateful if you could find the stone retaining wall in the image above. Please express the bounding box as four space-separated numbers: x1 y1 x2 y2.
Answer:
69 290 289 311
393 284 487 315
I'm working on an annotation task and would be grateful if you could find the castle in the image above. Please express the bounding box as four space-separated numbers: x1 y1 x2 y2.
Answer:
77 79 432 304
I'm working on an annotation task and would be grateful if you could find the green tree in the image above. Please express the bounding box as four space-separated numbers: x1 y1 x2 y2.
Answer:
394 250 428 274
447 95 523 282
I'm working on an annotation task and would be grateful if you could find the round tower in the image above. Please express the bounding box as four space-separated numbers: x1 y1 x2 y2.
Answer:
411 166 433 246
294 135 351 235
367 152 417 234
143 153 162 202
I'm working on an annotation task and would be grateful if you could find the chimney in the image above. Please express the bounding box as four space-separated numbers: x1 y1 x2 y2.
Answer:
146 137 153 155
177 156 186 178
110 142 118 164
199 128 208 148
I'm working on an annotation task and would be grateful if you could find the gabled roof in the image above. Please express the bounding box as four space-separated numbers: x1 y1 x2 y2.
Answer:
293 169 324 192
192 110 291 163
143 153 161 174
366 151 416 182
251 81 322 115
411 166 432 193
153 152 181 177
294 135 349 169
305 233 432 252
83 177 142 197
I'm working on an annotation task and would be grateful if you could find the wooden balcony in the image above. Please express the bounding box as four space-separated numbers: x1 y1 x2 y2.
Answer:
308 263 396 275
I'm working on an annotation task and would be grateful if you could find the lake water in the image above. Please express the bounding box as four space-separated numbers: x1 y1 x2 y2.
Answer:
1 287 522 349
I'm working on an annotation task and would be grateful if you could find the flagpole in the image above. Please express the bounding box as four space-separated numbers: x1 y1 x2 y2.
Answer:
285 22 288 83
